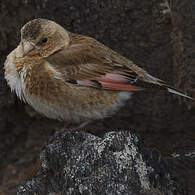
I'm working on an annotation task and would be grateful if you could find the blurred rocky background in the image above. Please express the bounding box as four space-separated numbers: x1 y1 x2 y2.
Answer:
0 0 195 194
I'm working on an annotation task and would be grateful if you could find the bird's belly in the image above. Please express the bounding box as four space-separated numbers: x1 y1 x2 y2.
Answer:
23 88 132 123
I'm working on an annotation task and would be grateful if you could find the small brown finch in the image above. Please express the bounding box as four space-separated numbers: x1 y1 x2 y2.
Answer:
4 18 193 126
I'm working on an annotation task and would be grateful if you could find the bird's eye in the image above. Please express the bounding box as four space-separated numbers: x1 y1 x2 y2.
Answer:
42 37 48 43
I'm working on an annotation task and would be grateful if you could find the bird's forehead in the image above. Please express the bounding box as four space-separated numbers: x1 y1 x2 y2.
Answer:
21 19 43 40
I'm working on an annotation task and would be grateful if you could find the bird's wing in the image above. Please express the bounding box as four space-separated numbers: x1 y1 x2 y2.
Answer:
45 33 166 91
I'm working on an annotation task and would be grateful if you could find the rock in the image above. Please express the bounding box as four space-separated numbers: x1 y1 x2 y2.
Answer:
17 131 185 195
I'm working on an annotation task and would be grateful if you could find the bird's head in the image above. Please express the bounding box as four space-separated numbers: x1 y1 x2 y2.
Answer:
20 18 70 58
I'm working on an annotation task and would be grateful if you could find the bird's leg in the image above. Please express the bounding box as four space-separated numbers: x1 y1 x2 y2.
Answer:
61 121 93 131
77 121 92 129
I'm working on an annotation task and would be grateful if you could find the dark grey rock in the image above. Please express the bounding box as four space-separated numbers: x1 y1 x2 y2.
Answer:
17 131 186 195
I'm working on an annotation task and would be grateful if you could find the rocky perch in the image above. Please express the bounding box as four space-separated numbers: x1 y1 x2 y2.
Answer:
17 131 186 195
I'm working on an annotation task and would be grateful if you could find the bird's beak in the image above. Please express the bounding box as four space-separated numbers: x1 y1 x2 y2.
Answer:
22 41 35 57
22 41 41 57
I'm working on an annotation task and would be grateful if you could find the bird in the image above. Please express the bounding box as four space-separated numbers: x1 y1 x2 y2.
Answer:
4 18 193 127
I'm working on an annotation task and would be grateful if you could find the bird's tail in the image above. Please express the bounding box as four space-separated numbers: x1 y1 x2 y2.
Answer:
166 86 194 100
144 74 194 100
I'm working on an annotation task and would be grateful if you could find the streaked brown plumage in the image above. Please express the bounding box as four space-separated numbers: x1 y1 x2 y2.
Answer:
4 18 193 125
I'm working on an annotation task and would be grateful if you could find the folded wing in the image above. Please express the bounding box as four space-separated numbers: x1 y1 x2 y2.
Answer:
45 33 193 100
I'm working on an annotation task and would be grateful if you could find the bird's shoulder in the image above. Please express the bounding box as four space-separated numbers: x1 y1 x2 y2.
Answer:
44 33 135 80
46 33 130 67
44 33 160 85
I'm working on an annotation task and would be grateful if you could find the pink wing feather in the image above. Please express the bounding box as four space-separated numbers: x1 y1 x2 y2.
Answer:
77 73 142 91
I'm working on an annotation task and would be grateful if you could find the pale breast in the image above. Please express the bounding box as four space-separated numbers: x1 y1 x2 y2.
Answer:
4 49 25 101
